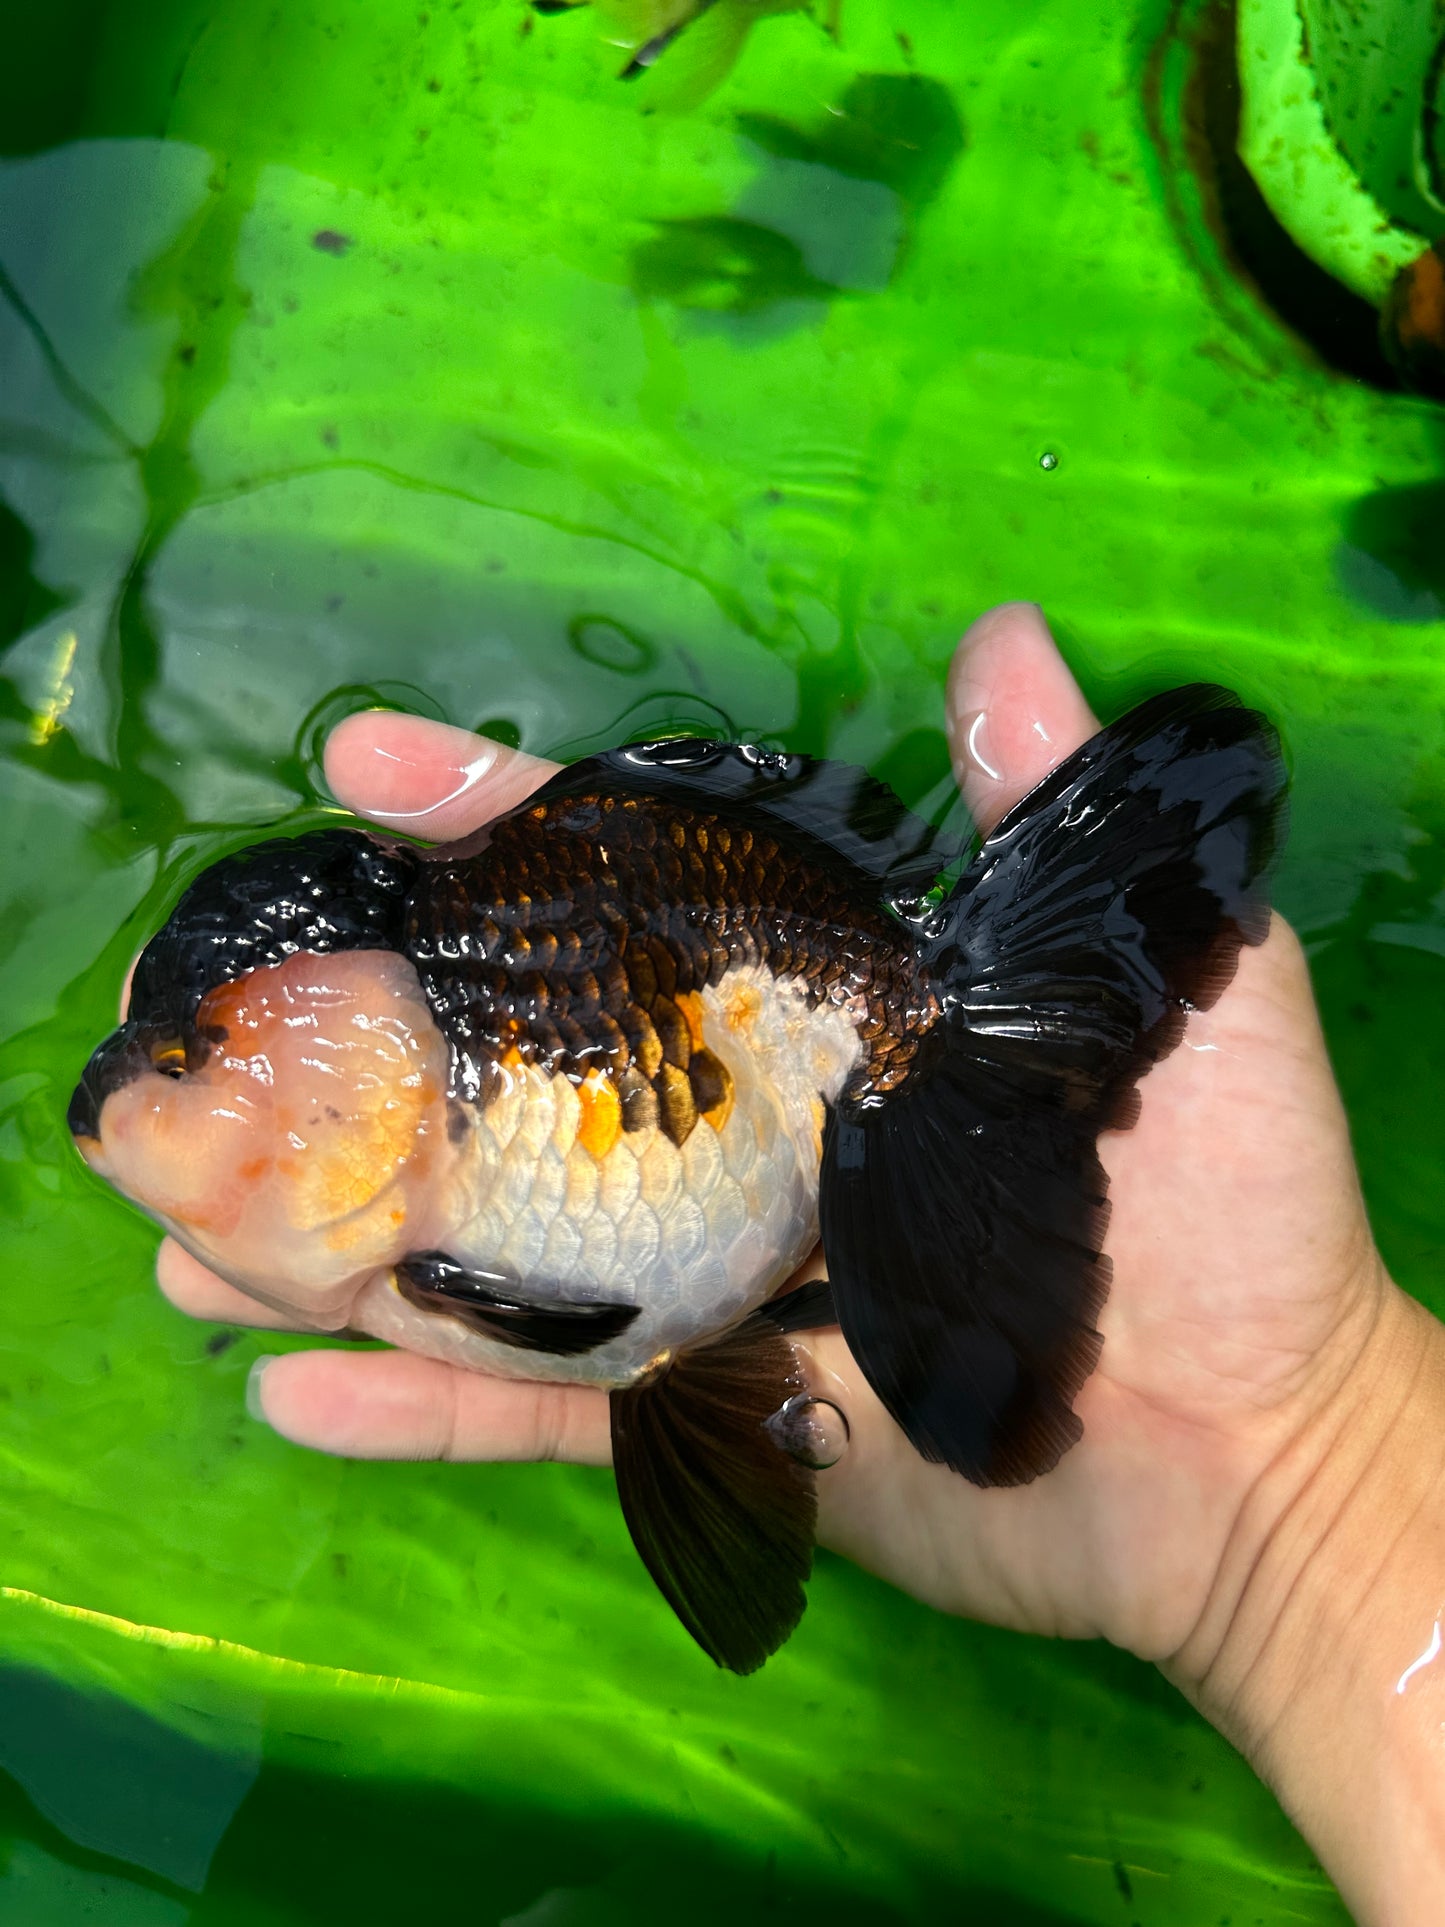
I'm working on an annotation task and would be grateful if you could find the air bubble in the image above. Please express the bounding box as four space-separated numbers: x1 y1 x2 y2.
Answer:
764 1393 850 1469
1039 450 1059 471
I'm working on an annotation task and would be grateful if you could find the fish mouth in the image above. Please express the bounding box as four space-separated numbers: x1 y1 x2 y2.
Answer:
69 1025 139 1143
67 1020 185 1146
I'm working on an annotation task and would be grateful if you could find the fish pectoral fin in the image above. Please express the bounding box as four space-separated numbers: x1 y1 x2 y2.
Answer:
395 1252 639 1357
610 1313 819 1674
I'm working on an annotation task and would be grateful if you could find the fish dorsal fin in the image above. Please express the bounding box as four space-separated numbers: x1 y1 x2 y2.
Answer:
521 738 960 898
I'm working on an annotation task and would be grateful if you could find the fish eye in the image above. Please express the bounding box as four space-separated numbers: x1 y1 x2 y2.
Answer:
150 1040 188 1079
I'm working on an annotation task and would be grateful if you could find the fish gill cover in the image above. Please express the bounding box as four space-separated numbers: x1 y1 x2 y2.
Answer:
0 0 1442 1921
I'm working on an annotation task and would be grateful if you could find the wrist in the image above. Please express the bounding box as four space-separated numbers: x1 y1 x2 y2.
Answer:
1167 1270 1445 1924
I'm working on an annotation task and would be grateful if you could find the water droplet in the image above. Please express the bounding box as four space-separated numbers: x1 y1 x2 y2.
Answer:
472 715 522 750
765 1393 850 1469
1039 450 1059 471
567 615 656 674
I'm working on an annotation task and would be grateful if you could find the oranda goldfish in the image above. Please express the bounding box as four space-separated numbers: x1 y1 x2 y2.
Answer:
70 689 1285 1670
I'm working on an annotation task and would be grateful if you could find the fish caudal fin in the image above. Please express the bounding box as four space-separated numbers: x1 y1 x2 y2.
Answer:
820 685 1287 1487
610 1307 820 1673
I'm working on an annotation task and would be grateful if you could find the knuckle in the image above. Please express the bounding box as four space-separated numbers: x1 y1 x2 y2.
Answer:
532 1383 574 1464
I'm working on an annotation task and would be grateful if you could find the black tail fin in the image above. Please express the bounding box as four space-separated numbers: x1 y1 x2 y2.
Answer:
819 686 1287 1487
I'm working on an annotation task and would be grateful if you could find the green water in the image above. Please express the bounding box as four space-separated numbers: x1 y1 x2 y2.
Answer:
1 0 1442 1919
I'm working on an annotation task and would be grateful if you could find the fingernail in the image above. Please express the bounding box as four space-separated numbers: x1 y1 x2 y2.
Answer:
246 1355 277 1424
949 603 1051 788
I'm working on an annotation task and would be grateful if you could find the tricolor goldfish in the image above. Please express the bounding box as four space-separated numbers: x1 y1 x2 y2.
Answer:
70 689 1284 1670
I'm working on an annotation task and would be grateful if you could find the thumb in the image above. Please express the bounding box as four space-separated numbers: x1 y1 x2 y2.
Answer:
946 603 1100 837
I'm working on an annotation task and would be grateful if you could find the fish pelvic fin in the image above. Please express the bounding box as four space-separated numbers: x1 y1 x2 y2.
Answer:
609 1306 821 1673
821 684 1287 1487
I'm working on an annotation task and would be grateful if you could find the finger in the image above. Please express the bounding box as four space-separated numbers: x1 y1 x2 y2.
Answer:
945 602 1100 838
156 1238 321 1333
248 1347 612 1467
323 711 560 844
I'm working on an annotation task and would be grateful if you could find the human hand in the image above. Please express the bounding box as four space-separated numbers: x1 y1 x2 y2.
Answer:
151 602 1445 1923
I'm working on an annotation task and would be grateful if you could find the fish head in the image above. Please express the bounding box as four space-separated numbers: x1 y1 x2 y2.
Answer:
68 832 458 1327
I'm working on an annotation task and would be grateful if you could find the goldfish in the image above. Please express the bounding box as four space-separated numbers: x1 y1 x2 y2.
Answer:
70 689 1285 1670
532 0 838 105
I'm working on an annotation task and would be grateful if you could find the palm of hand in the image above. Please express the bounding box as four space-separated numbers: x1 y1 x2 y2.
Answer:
152 603 1379 1667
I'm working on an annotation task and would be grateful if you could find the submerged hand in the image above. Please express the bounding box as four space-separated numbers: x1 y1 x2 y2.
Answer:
155 602 1445 1925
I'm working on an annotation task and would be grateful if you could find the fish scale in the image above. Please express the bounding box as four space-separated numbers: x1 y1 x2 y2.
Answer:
408 785 933 1132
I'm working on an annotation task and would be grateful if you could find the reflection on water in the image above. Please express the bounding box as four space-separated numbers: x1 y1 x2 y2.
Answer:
0 3 1441 1924
0 1665 1103 1926
737 71 965 269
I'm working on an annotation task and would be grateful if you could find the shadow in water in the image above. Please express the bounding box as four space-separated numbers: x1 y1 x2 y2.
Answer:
0 497 68 652
1336 479 1445 622
630 73 963 323
631 215 832 318
0 1665 1096 1927
737 71 965 209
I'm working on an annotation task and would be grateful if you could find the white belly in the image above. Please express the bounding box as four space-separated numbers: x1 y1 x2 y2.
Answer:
351 964 863 1385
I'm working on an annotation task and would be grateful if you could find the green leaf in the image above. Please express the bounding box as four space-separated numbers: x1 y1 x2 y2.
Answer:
1237 0 1429 302
1298 0 1445 236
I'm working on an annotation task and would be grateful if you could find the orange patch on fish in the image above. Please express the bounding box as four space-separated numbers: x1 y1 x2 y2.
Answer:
720 981 763 1037
676 991 707 1052
290 1085 430 1230
577 1068 623 1160
196 975 268 1058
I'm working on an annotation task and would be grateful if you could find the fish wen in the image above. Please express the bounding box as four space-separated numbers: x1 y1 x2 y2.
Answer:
70 688 1286 1672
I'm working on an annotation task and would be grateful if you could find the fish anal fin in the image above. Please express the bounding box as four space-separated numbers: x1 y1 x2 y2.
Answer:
610 1314 818 1673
